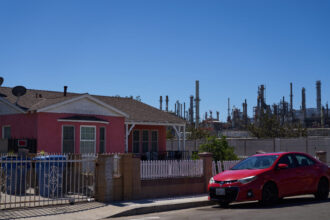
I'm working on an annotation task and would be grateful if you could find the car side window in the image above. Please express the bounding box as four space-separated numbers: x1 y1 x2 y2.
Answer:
277 155 296 168
295 154 315 167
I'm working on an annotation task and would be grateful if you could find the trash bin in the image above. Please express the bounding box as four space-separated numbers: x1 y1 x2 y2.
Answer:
1 156 30 195
35 155 67 198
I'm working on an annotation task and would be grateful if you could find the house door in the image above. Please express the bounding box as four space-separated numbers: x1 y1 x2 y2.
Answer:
63 126 75 153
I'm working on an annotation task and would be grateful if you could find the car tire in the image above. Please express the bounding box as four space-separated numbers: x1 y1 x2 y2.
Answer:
314 178 329 200
260 182 278 206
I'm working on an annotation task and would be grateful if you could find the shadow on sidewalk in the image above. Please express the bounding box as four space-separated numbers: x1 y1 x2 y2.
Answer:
0 202 106 220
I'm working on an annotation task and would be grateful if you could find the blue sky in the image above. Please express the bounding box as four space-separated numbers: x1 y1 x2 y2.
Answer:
0 0 329 121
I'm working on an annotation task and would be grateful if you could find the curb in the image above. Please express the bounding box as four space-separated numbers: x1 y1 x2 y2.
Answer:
108 200 214 218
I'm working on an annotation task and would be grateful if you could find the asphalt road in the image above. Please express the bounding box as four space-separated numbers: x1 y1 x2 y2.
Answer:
113 195 330 220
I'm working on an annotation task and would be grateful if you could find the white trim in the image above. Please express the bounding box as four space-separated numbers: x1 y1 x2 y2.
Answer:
2 125 11 139
37 94 129 118
125 123 135 153
125 121 185 127
58 119 109 124
80 125 96 154
0 97 25 114
61 125 75 153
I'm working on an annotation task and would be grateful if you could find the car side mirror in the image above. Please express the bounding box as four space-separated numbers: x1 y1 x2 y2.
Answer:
277 163 289 170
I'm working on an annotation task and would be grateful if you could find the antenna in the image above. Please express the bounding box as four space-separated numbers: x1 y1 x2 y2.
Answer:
12 85 27 105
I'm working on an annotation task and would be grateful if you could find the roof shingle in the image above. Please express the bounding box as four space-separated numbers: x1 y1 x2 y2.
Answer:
0 87 185 125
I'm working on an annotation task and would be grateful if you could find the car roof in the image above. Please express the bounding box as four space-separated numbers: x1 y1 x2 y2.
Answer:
251 152 309 157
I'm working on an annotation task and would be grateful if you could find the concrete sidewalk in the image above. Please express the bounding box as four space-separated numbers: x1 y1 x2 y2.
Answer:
0 194 212 220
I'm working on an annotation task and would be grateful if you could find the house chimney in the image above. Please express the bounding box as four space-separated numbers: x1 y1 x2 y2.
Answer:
166 95 169 112
64 86 68 97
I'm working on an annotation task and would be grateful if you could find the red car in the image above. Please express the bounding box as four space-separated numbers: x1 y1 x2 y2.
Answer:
208 152 330 207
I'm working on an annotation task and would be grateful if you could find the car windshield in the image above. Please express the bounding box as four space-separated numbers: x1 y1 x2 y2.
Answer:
231 155 279 170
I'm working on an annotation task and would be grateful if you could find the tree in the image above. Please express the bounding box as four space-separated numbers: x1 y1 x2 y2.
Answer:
187 126 211 140
199 136 238 172
248 114 307 138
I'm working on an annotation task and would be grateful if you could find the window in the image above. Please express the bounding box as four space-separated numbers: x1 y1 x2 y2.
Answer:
62 126 75 153
2 126 11 139
80 126 96 154
142 130 149 153
151 131 158 152
295 154 315 167
277 154 296 168
99 127 105 153
133 130 140 153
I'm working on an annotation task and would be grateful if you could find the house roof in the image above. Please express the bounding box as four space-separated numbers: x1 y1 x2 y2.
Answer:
0 87 185 125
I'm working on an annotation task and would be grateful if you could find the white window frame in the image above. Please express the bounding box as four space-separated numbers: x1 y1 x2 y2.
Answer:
61 125 75 154
2 125 11 139
80 125 96 154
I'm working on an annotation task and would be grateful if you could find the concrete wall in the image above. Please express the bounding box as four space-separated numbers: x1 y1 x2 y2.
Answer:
167 137 330 165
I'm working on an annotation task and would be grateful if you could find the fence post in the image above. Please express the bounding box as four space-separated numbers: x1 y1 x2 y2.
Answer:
95 154 114 202
198 152 213 193
121 154 141 200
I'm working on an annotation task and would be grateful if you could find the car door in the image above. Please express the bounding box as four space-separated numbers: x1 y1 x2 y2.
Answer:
273 154 300 197
293 154 318 194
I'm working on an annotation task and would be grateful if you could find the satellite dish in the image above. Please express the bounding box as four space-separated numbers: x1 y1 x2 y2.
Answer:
12 86 27 97
0 77 3 86
12 86 27 105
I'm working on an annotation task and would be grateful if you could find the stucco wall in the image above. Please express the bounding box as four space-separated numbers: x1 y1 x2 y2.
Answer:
37 112 125 153
0 113 38 138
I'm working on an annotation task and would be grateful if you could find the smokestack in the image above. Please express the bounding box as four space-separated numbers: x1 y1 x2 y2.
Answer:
321 107 325 127
243 99 248 125
216 111 219 121
189 96 194 124
327 102 329 120
316 80 321 116
159 96 163 110
195 80 200 128
180 103 183 118
183 102 186 119
302 87 306 121
290 82 293 114
64 86 68 97
227 98 231 122
210 110 213 119
175 103 177 115
205 112 208 120
166 96 169 112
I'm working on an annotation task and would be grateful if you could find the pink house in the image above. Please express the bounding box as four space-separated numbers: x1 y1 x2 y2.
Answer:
0 86 185 155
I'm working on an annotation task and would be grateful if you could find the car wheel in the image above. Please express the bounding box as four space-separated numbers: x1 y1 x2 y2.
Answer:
314 178 329 200
261 182 278 206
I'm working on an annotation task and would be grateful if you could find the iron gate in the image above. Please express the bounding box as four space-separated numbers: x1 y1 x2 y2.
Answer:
0 154 96 210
